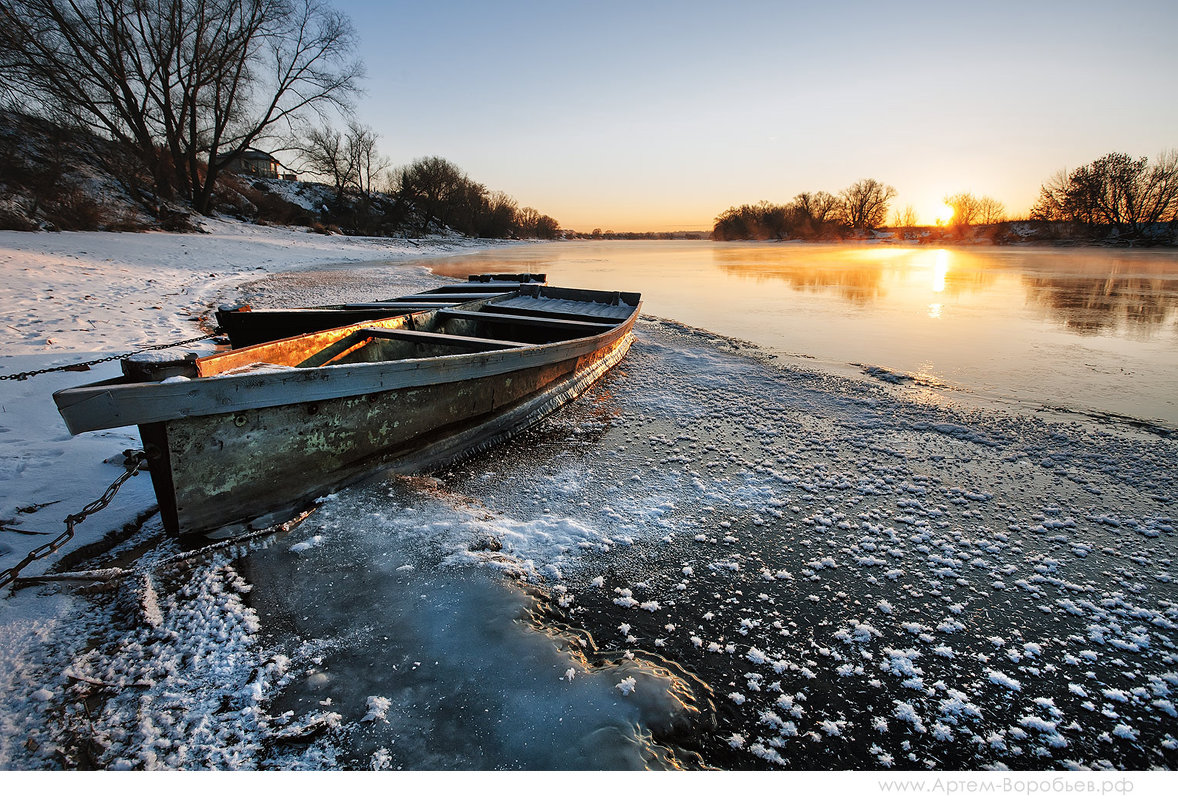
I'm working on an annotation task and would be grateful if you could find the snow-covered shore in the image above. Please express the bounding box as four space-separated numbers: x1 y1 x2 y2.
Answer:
0 219 483 585
0 220 510 773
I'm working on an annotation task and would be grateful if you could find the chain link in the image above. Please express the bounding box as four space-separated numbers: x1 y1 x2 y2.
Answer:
0 451 148 590
0 334 217 381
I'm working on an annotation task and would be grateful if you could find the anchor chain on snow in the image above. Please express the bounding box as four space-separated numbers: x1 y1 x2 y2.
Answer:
0 333 219 381
0 451 148 590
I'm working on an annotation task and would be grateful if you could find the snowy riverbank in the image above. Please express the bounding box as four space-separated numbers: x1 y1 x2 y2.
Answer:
0 219 486 586
0 222 500 773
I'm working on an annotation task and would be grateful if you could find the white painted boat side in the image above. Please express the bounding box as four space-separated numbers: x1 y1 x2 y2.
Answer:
53 309 639 434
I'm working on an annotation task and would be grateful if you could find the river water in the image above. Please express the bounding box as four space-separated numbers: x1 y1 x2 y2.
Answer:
424 241 1178 429
28 242 1177 771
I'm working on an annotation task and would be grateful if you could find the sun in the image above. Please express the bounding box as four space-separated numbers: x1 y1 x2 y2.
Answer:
934 202 955 227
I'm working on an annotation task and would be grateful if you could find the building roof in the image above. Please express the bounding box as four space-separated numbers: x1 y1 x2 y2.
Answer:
239 148 276 161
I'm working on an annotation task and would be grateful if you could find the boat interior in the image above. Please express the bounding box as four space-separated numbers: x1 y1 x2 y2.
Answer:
213 274 552 347
197 286 641 377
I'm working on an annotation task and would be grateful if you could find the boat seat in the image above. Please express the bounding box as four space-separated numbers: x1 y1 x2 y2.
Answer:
484 300 633 323
357 327 529 351
385 292 506 302
436 309 615 333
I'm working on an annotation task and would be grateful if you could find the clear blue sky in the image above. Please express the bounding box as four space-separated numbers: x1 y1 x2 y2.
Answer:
329 0 1178 231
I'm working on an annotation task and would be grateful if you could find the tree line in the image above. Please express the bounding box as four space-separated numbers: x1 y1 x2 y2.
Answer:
715 151 1177 243
396 154 558 239
0 0 561 238
713 179 896 241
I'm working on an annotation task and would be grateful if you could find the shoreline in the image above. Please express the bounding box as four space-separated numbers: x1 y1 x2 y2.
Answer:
3 224 1175 587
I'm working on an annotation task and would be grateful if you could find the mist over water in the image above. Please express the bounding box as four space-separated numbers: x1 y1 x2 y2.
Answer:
425 241 1178 428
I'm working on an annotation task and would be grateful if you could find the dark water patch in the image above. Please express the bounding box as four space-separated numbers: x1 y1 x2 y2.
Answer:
239 477 713 770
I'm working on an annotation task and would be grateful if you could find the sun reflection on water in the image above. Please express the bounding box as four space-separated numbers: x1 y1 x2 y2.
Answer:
932 249 949 293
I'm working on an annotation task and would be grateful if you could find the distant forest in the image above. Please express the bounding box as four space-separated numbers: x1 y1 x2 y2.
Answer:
714 152 1178 246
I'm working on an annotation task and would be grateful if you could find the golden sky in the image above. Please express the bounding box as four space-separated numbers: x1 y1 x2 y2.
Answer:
332 0 1177 231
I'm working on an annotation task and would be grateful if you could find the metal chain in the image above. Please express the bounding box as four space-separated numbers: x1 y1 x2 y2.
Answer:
0 451 148 590
0 334 217 381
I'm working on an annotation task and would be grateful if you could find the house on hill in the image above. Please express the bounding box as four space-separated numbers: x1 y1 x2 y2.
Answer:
228 148 295 181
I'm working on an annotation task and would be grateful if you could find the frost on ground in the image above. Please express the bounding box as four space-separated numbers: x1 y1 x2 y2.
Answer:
2 248 1176 769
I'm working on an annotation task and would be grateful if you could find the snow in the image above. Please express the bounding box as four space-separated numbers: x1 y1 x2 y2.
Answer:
361 696 391 723
0 219 476 587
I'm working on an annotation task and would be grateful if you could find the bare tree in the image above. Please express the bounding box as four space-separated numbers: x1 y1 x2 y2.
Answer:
944 193 982 227
299 125 354 201
945 192 1007 230
345 121 388 198
1030 169 1075 223
0 0 361 215
1031 151 1178 236
839 178 895 229
515 206 541 237
977 196 1006 225
794 191 840 225
482 190 518 238
396 156 470 229
299 120 387 200
534 213 561 239
891 205 919 229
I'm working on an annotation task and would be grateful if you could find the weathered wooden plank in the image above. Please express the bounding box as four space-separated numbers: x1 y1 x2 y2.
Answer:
201 312 421 374
387 292 504 302
407 282 532 294
341 302 452 309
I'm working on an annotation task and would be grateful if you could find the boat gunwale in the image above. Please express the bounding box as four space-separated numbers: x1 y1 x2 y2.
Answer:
53 298 641 434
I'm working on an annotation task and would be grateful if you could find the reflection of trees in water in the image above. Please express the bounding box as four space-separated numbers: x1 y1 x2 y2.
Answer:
720 264 888 305
1022 274 1178 335
713 253 1000 306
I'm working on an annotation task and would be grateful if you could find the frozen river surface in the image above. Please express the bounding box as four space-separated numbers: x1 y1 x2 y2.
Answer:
3 255 1175 770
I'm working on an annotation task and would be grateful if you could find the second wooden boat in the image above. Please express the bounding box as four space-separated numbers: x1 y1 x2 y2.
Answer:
216 273 547 347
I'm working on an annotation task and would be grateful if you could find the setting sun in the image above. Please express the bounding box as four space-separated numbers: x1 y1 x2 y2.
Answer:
934 202 955 227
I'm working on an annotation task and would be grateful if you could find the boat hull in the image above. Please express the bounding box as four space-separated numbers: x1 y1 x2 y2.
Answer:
144 329 632 536
54 284 639 537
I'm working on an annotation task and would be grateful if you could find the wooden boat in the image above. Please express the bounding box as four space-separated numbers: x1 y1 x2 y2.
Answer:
216 273 547 347
53 284 640 538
